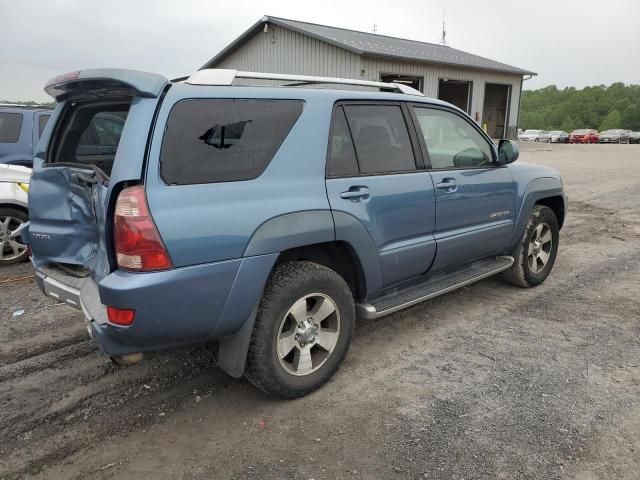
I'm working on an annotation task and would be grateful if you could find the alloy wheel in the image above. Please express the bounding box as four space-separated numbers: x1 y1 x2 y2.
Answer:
0 215 27 262
276 293 341 376
528 222 553 273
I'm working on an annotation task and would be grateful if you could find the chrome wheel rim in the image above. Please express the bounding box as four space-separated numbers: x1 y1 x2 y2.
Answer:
0 215 27 261
528 222 553 273
276 293 340 376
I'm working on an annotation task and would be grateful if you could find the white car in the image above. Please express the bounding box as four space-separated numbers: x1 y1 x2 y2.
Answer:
519 130 551 142
0 164 30 265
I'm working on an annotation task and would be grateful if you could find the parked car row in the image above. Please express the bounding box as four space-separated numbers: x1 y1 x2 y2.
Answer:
518 128 640 144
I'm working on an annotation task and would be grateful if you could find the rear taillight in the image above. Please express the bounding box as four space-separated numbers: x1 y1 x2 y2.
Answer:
114 186 173 271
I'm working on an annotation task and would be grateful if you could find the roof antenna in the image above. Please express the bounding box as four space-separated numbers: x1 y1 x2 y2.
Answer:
439 9 447 46
372 23 378 34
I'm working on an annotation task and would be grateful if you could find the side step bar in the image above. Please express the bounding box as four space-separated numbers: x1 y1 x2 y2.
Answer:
356 256 514 319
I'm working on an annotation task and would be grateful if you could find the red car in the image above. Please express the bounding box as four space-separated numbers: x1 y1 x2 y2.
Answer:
569 129 599 144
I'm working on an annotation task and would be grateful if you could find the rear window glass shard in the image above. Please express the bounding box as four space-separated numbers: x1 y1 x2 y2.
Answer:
160 99 304 185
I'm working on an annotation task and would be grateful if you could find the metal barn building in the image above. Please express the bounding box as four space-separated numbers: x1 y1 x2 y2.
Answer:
201 16 536 139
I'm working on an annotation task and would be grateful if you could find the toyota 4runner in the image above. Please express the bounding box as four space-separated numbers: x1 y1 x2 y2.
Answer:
27 69 566 398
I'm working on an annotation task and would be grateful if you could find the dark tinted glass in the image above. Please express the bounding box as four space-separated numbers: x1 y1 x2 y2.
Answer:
0 112 23 143
51 101 130 175
161 99 303 185
38 114 51 138
327 107 358 177
343 105 415 174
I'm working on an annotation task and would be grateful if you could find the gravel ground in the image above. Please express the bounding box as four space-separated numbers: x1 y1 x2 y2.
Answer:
0 143 639 479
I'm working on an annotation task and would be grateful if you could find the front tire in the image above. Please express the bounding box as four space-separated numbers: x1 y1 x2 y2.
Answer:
0 207 29 266
245 261 355 398
502 205 559 287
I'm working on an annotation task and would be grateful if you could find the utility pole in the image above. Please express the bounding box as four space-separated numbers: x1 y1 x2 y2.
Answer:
372 23 378 34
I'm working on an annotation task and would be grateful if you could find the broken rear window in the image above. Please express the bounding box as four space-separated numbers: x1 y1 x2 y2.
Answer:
160 99 303 185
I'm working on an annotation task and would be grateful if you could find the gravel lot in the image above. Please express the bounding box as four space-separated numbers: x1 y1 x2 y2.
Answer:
1 143 639 480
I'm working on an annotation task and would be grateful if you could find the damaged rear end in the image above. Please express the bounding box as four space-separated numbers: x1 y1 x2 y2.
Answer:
29 69 168 351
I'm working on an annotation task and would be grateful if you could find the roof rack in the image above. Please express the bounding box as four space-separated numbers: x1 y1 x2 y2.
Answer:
182 69 424 96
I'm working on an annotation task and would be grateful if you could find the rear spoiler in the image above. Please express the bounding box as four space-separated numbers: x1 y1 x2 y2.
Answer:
44 68 168 102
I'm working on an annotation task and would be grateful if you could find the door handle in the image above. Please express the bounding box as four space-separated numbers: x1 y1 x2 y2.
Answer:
435 178 457 191
340 186 370 200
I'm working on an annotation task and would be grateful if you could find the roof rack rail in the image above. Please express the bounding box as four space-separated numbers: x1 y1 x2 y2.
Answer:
182 69 424 96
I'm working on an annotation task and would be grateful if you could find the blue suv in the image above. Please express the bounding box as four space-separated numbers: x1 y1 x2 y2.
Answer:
28 69 566 398
0 105 52 167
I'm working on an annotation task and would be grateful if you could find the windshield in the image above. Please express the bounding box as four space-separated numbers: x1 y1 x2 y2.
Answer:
602 129 624 134
523 130 540 134
572 129 589 135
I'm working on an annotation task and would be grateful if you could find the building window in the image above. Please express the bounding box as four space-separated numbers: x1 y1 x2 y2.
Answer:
379 74 423 93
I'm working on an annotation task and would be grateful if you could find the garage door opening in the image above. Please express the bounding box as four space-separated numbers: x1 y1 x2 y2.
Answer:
438 79 471 113
380 74 422 92
482 83 510 139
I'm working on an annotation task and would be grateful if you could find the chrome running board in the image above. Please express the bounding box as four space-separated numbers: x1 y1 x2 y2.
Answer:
356 256 514 319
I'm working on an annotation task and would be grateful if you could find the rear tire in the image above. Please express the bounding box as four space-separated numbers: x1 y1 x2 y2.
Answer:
502 205 559 288
0 207 29 266
245 261 355 398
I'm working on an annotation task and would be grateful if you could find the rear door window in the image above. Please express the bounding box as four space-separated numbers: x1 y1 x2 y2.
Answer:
0 112 23 143
160 99 303 185
327 106 359 177
342 105 416 174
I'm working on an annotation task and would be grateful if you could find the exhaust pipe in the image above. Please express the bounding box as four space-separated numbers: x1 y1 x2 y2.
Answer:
110 352 144 366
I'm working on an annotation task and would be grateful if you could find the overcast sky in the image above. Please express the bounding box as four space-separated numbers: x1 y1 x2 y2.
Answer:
1 0 638 102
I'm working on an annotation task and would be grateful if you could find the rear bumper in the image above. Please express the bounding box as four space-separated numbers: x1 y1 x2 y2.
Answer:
34 253 278 356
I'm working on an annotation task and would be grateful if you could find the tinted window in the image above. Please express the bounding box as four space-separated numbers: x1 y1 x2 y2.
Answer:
38 114 51 138
0 112 23 143
413 107 493 169
343 105 415 174
51 101 130 175
161 99 303 185
93 113 125 146
327 106 358 177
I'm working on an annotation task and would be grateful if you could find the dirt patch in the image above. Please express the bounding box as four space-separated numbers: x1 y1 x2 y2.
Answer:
0 144 639 479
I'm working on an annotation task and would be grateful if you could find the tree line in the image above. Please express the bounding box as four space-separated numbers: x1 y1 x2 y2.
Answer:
520 83 640 132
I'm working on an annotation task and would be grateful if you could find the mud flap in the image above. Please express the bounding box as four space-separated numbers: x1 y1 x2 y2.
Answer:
216 303 259 378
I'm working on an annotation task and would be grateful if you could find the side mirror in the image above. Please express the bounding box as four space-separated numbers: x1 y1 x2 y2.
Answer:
497 139 519 165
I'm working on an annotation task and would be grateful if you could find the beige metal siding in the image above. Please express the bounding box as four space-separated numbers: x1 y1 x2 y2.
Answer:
360 57 522 127
217 25 361 78
215 25 523 130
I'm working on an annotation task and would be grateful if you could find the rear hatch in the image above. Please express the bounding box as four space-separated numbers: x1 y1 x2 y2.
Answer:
28 69 168 306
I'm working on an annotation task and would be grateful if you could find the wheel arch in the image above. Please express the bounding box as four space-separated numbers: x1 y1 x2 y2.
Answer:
510 177 564 250
274 240 367 303
535 195 565 228
0 202 29 216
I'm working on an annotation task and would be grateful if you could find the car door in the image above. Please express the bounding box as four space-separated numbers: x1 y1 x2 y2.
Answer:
325 102 436 290
411 105 516 272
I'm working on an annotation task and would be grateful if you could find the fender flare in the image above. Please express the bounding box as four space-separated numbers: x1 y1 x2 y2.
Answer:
509 177 564 249
218 210 335 378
